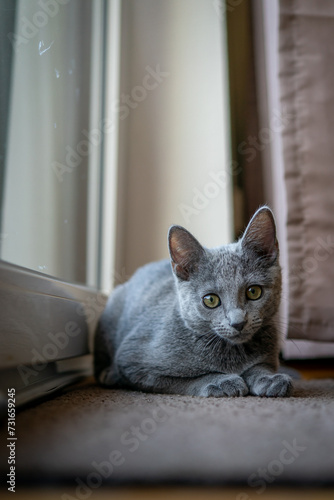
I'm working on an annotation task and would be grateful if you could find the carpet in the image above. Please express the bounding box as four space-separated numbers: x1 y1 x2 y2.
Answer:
1 378 334 489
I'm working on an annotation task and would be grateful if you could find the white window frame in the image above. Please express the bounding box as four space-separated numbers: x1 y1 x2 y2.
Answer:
0 0 121 409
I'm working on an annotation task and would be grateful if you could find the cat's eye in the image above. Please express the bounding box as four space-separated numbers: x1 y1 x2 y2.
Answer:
203 294 221 309
246 285 262 301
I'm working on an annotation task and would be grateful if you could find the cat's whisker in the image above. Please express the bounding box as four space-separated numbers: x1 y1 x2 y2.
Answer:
196 333 209 341
205 333 220 349
204 334 223 353
284 338 302 354
213 338 223 352
270 318 305 337
196 330 217 343
200 330 226 351
260 320 304 356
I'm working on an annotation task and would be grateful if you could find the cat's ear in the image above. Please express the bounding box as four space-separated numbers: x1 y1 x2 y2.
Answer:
241 206 278 263
168 226 205 280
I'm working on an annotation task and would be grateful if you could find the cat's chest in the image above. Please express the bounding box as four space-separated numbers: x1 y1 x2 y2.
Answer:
194 339 259 374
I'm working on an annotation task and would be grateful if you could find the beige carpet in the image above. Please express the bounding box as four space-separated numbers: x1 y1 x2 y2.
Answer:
1 379 334 488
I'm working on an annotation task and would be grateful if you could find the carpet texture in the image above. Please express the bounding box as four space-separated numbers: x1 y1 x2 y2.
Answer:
2 379 334 487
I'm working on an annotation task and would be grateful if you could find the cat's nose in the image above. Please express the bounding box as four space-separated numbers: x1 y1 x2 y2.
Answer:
228 309 246 331
230 320 246 332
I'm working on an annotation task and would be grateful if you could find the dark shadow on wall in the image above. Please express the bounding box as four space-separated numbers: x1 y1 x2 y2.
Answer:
226 0 265 238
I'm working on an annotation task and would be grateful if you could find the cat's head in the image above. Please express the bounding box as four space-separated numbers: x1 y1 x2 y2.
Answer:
168 206 281 344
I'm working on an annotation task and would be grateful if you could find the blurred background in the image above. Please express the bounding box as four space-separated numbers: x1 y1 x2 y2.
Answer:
0 0 267 292
1 0 334 359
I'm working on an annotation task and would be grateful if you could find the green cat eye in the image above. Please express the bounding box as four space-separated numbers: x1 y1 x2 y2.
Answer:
203 294 221 309
246 285 262 301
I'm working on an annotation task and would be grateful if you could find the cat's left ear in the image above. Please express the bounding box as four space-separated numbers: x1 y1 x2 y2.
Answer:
241 206 279 263
168 226 205 280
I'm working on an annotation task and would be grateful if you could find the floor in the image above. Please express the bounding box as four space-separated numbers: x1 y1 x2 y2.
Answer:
3 360 334 500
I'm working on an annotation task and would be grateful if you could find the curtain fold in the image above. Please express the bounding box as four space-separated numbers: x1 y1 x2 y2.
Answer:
279 0 334 342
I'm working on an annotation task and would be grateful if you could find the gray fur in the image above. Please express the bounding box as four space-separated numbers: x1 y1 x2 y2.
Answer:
94 206 292 397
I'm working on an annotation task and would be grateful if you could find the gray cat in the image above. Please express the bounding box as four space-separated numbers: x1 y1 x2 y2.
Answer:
94 206 292 397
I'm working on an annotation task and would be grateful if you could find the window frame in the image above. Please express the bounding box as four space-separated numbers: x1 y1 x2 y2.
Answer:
0 0 121 409
0 259 106 409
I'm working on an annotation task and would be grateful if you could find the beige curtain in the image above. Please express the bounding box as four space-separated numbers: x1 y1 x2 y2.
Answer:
279 0 334 342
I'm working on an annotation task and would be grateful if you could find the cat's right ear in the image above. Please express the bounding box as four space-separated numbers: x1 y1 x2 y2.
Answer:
241 206 278 263
168 226 205 281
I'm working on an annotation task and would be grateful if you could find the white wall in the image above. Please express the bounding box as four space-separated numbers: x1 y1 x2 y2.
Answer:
115 0 233 278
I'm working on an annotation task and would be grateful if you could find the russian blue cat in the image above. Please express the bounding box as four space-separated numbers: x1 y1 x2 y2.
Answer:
94 206 292 397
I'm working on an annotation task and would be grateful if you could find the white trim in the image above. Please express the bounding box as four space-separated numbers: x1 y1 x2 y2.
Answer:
100 0 122 293
86 0 106 288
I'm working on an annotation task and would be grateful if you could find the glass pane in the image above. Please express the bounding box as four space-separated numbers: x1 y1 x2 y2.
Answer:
0 0 104 285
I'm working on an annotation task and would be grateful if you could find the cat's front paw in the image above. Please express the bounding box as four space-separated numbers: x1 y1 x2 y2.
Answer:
251 373 293 397
203 374 249 398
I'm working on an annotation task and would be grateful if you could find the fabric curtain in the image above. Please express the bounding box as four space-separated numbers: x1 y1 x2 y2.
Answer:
279 0 334 342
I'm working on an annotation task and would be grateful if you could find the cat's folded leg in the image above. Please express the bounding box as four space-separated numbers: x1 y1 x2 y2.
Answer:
242 363 293 397
117 362 249 397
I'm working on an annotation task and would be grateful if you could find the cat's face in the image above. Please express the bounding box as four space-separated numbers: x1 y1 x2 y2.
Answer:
168 207 281 345
173 243 281 344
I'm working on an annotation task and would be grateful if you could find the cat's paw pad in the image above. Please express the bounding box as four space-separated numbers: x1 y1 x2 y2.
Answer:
98 367 115 387
253 373 293 397
204 375 249 397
